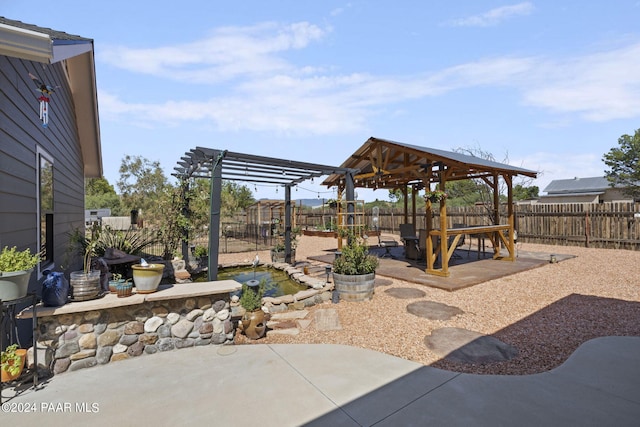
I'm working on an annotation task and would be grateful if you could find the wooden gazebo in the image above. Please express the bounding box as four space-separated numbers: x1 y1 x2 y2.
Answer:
323 137 538 276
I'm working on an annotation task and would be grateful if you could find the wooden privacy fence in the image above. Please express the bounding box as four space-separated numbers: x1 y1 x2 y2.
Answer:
233 202 640 251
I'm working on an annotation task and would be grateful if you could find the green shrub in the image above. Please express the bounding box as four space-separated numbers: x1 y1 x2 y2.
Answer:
333 230 378 275
0 246 40 272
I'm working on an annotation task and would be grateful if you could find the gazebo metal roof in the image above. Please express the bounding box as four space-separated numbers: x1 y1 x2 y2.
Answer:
323 137 537 189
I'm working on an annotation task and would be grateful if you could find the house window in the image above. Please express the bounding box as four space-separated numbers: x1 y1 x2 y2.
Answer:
38 149 54 271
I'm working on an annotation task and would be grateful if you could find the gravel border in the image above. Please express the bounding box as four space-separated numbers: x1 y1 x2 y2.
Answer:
220 235 640 375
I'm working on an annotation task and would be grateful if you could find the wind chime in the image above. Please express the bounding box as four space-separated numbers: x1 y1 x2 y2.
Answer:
29 72 56 128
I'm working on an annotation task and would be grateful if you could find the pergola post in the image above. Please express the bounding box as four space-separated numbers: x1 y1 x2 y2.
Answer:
207 150 224 281
284 185 292 263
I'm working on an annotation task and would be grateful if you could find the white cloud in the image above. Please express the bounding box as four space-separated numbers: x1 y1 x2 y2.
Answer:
99 22 329 84
98 20 640 134
522 43 640 121
446 2 534 27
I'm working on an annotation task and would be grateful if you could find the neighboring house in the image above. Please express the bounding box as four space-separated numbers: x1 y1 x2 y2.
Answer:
0 17 101 290
539 176 633 203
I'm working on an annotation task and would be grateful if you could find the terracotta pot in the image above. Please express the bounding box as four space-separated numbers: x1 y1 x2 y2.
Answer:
241 310 266 340
1 348 27 383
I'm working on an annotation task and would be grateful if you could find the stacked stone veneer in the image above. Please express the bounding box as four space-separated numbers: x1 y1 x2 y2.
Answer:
38 295 233 375
33 262 332 375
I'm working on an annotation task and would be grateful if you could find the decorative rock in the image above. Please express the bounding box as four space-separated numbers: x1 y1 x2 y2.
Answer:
113 343 128 354
271 310 309 320
188 330 200 339
230 295 239 303
78 323 94 334
425 328 519 363
70 349 96 361
171 319 194 339
157 338 175 352
84 311 102 321
124 321 145 335
211 333 227 345
407 301 464 321
94 323 107 335
108 321 127 329
145 316 164 333
96 346 113 364
127 341 145 357
56 342 80 359
119 334 139 346
184 298 196 310
212 300 226 312
199 322 213 335
79 333 97 349
138 333 159 345
197 297 211 309
69 357 97 371
293 289 318 301
157 325 172 338
134 309 152 323
144 345 158 355
110 353 130 362
268 304 287 314
152 305 169 317
195 338 211 346
290 301 305 310
212 318 223 334
296 319 312 330
203 308 215 322
166 312 180 325
53 358 71 374
62 330 78 340
186 309 204 321
55 325 67 335
175 338 195 349
277 294 295 304
223 319 233 334
98 329 121 347
200 333 213 339
57 314 74 325
215 309 229 320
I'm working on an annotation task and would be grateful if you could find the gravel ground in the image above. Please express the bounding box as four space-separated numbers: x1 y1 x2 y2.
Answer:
219 235 640 375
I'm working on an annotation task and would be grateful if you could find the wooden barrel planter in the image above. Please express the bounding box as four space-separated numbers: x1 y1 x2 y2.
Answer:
333 272 375 302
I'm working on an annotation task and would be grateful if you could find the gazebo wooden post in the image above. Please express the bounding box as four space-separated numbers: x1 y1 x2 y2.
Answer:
402 186 409 224
505 175 515 261
411 185 417 226
438 179 449 276
492 173 500 257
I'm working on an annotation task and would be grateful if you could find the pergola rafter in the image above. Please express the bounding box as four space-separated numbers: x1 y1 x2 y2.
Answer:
173 147 358 280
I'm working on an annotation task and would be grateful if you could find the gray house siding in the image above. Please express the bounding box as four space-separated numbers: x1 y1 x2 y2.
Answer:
0 55 85 291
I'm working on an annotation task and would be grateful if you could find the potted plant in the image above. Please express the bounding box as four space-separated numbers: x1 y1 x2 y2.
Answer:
108 273 125 293
238 279 267 340
68 232 102 301
332 229 379 302
1 344 27 383
0 246 40 301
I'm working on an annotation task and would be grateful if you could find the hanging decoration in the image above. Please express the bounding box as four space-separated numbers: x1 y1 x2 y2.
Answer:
29 73 57 128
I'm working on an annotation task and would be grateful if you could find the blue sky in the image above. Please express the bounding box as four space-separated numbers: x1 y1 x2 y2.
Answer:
4 1 640 201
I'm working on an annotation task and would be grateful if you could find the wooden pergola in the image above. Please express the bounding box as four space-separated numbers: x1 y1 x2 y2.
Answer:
323 137 538 276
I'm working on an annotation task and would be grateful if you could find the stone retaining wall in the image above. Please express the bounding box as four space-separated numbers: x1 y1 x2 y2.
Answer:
37 295 233 375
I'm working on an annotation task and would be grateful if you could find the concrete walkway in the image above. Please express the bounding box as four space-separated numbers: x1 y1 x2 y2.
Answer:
2 336 639 426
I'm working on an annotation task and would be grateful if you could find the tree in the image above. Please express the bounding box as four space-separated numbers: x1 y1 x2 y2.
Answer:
603 129 640 200
117 155 168 224
85 177 122 214
513 184 539 201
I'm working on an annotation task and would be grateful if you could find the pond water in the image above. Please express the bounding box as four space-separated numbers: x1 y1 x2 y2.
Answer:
195 266 307 297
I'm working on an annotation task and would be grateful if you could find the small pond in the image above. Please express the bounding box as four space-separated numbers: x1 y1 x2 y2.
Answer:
195 266 307 297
